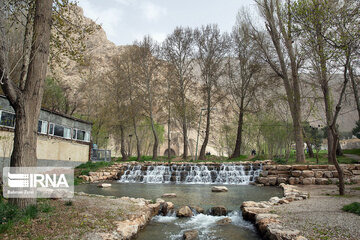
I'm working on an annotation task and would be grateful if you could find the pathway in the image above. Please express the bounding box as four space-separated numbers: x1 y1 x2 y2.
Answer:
344 154 360 163
271 184 360 240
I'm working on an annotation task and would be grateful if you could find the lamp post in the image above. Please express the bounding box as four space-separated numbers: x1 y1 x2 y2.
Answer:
194 107 216 161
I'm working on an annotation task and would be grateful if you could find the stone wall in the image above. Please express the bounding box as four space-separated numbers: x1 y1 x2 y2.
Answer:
257 164 360 186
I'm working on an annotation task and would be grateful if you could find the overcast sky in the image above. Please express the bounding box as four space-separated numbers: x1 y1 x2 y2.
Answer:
77 0 257 46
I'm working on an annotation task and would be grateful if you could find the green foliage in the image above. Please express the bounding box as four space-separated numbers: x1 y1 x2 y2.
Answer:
342 202 360 215
259 116 293 158
42 77 67 112
76 161 114 175
352 121 360 139
343 149 360 156
0 197 51 233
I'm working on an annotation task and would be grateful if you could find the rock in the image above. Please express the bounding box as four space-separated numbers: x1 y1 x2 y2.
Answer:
258 177 269 185
162 193 177 198
269 197 281 204
323 171 333 178
211 186 228 192
260 171 268 177
167 202 174 211
210 206 227 216
314 171 323 178
268 177 277 186
156 198 165 204
277 165 291 171
292 165 308 170
277 177 287 184
183 230 198 240
242 207 270 221
97 183 111 188
278 198 289 204
176 206 193 217
302 170 314 178
190 206 204 214
302 178 314 185
315 178 329 185
216 217 232 225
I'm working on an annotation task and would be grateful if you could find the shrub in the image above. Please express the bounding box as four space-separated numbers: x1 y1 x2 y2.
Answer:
342 202 360 215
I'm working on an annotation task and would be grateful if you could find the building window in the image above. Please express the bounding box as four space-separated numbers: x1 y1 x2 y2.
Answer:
73 129 90 142
0 111 16 128
38 120 48 134
49 123 71 139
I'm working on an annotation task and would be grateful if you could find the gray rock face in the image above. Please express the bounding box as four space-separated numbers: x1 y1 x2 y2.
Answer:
210 206 227 216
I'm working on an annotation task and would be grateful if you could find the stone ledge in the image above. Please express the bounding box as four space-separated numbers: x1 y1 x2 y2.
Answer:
241 184 308 240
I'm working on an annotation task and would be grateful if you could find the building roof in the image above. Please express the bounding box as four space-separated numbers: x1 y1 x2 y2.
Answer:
0 95 92 125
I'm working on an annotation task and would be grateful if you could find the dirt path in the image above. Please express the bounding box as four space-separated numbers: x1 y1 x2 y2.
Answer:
271 184 360 240
344 154 360 163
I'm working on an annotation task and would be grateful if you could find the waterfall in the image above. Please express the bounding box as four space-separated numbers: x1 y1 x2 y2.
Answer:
118 163 261 185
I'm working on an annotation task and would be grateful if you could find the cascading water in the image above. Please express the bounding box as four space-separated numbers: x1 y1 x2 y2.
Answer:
118 163 261 185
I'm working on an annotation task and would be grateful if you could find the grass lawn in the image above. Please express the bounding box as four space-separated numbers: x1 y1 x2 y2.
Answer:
343 149 360 156
342 202 360 216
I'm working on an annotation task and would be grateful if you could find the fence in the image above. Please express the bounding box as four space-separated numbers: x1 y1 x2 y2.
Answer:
91 149 111 162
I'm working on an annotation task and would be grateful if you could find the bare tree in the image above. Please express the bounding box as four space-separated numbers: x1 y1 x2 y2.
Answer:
227 14 262 159
162 27 195 159
253 0 306 163
0 0 52 208
194 24 229 160
133 36 162 160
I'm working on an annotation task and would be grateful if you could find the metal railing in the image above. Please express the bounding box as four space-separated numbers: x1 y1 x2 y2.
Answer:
91 149 111 162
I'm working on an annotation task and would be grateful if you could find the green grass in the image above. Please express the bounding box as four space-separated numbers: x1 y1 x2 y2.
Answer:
342 202 360 215
76 161 114 176
0 197 53 233
254 151 358 165
343 149 360 156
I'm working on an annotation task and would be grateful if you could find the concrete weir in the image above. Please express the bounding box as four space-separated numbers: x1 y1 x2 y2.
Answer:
79 160 275 184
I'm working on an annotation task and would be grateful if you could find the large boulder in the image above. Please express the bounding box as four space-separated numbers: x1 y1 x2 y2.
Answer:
190 206 204 214
210 206 227 216
211 186 228 192
183 230 198 240
176 206 193 217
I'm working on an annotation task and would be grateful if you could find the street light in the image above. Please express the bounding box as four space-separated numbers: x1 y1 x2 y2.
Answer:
194 107 216 161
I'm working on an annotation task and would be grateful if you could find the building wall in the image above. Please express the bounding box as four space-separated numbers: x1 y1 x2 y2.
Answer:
0 96 92 167
0 131 89 167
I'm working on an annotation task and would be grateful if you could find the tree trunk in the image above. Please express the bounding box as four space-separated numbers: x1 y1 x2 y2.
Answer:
120 125 128 161
306 141 314 158
330 127 345 195
182 117 188 159
230 110 244 159
2 0 52 208
349 65 360 121
167 101 171 162
150 119 159 160
133 117 141 161
199 102 211 160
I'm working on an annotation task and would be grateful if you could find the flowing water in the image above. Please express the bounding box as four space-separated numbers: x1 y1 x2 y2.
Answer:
118 164 262 185
76 182 282 240
76 163 280 239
